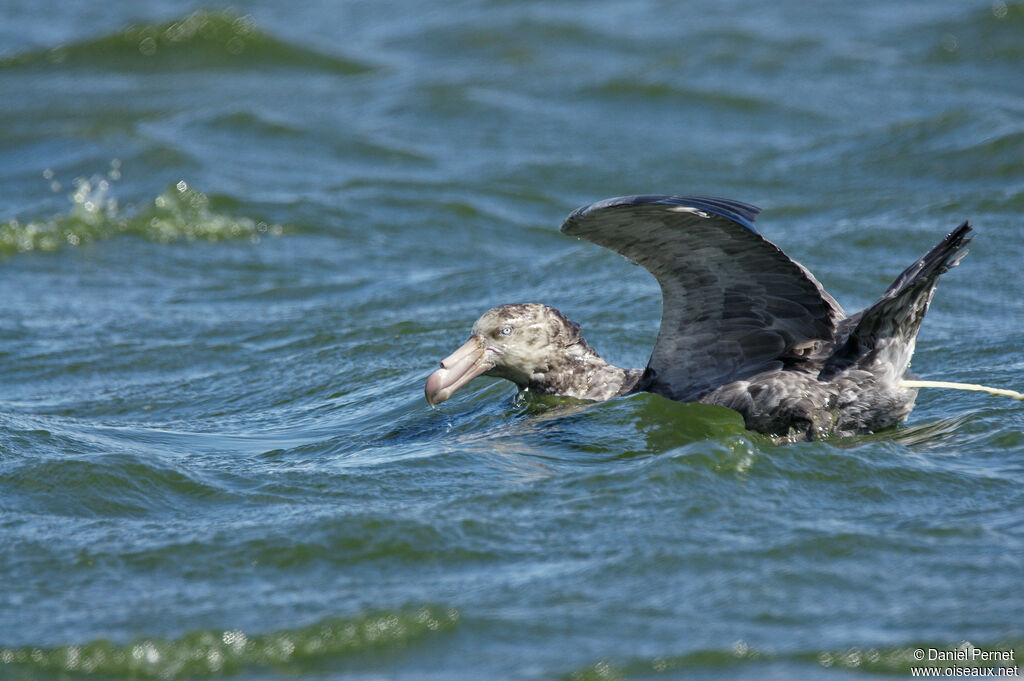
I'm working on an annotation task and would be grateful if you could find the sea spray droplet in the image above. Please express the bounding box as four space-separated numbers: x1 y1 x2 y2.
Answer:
221 630 247 651
0 174 282 254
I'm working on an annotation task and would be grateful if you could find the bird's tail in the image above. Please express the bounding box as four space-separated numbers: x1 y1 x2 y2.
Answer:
822 221 973 380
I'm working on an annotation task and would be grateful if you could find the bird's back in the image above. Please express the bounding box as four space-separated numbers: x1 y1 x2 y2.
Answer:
702 222 973 439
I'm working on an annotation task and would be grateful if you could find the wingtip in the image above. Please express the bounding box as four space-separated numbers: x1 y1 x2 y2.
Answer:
952 219 973 244
939 219 973 261
944 221 973 270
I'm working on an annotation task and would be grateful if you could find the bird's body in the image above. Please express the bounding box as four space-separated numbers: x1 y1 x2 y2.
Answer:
425 195 973 440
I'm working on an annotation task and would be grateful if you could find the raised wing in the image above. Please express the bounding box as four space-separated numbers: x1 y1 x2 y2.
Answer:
560 195 845 402
822 221 972 380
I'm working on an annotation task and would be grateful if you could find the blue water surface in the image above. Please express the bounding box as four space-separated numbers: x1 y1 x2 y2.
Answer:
1 1 1022 679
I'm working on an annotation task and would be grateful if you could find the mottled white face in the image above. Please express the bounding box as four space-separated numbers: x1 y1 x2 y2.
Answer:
425 303 581 405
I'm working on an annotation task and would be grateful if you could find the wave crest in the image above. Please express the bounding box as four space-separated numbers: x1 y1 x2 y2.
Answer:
0 10 373 75
0 606 458 679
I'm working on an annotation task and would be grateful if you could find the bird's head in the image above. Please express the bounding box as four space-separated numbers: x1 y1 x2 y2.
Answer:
424 303 583 406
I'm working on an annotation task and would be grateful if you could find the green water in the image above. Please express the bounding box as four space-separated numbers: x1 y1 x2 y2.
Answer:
1 3 1022 679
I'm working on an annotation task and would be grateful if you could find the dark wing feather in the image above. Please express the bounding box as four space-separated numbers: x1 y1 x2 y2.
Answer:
821 221 972 380
560 195 845 402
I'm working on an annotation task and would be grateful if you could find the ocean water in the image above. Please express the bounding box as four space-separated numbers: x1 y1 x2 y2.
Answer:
1 2 1023 679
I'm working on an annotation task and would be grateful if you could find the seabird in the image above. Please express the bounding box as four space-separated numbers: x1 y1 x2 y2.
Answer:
424 195 986 440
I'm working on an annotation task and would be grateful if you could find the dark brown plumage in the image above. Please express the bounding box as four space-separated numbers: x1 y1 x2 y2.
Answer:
425 195 971 440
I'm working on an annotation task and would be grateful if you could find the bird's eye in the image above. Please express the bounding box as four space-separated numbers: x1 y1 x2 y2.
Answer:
499 325 513 336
